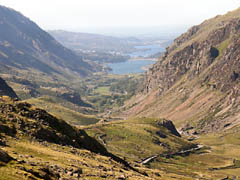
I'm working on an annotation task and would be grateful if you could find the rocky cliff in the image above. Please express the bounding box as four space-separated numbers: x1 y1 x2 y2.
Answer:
144 12 240 95
124 8 240 133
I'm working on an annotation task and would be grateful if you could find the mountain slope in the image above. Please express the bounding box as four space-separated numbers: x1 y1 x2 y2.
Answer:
0 83 239 179
48 30 138 63
0 77 18 98
0 97 147 179
123 7 240 133
0 81 201 179
0 6 94 77
86 118 195 163
48 30 138 52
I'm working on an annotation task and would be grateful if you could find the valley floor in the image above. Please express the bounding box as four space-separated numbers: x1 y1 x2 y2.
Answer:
85 119 240 179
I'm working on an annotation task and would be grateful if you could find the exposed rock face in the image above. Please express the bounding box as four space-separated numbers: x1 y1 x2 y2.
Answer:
156 119 181 137
144 16 240 95
0 77 18 99
126 8 240 133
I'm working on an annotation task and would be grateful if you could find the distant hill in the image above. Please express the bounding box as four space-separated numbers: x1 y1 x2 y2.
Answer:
0 6 95 78
124 7 240 133
48 30 140 53
0 77 18 98
48 30 173 63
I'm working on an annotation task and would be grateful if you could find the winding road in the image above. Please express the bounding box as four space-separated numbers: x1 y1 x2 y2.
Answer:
140 144 204 165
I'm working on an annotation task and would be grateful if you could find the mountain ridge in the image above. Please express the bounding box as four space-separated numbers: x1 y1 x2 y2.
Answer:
48 30 139 52
123 7 240 133
0 5 96 78
0 5 240 179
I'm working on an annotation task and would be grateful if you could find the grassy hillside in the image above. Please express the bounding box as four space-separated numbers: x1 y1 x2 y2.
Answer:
86 118 194 162
0 97 147 179
0 96 206 180
26 96 99 125
86 117 240 179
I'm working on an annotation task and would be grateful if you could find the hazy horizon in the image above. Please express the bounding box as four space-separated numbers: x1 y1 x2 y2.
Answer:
0 0 239 36
54 25 191 37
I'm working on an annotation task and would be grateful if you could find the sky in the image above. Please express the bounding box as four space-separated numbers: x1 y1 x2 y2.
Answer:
0 0 239 34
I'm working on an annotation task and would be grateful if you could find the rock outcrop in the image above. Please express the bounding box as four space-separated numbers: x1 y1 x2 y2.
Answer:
0 98 133 169
0 100 106 154
125 8 240 133
0 77 18 99
144 16 240 95
156 119 181 137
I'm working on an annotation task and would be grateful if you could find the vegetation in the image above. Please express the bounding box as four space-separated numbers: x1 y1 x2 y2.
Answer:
217 38 231 57
86 117 195 162
2 4 240 180
109 76 142 96
86 119 240 179
48 30 138 56
86 74 143 112
0 97 199 180
27 96 99 125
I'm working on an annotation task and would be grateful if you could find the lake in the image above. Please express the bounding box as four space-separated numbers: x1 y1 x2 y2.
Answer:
107 60 156 75
107 44 164 75
129 44 165 58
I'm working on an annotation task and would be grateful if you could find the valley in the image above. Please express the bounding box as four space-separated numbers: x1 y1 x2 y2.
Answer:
0 3 240 180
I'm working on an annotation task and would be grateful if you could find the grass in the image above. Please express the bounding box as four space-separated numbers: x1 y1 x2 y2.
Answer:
86 116 240 179
27 96 99 125
217 38 231 58
2 139 115 179
1 97 240 179
93 86 111 95
198 36 232 78
1 137 188 180
3 134 239 180
86 117 194 162
145 130 240 179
